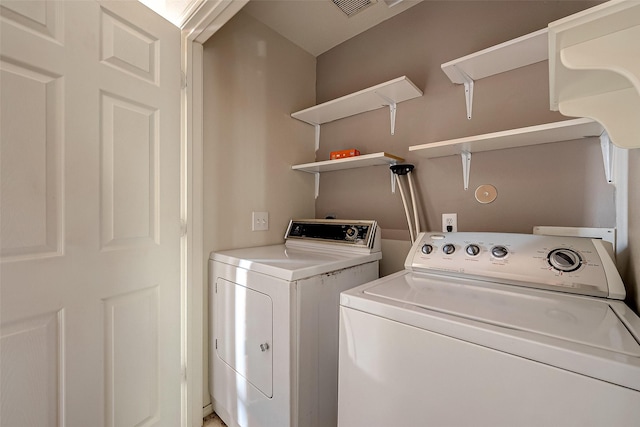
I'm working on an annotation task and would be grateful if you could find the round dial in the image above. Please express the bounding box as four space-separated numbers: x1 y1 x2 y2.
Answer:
465 244 480 256
421 244 433 255
547 248 583 272
345 227 358 241
442 244 456 255
491 245 508 258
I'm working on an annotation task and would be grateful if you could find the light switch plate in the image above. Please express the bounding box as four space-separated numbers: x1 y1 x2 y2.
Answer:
252 211 269 231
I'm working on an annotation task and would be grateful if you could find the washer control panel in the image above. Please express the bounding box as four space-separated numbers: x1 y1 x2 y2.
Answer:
408 232 625 299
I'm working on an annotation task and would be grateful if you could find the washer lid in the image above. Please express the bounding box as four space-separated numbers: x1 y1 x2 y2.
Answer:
362 273 640 357
212 244 381 281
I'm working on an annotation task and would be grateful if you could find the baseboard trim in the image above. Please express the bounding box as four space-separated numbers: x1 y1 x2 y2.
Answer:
203 403 213 418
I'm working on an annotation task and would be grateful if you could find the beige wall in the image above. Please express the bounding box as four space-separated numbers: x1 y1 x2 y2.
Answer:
202 11 316 407
314 1 614 274
626 150 640 313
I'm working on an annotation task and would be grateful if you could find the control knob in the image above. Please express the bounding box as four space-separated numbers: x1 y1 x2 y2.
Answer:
442 244 456 255
465 244 480 256
547 248 582 272
491 245 509 258
345 226 358 241
421 244 433 255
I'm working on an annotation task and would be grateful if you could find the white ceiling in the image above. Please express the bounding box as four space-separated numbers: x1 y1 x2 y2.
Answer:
242 0 423 56
138 0 204 27
140 0 423 57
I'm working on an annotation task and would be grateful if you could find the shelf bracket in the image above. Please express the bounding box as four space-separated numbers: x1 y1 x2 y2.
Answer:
452 65 474 120
375 92 398 135
390 166 397 194
314 125 320 151
600 131 614 184
464 79 474 120
461 150 471 190
389 102 397 135
314 172 320 199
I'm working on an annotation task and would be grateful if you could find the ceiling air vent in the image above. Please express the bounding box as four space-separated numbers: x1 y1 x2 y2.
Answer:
332 0 375 17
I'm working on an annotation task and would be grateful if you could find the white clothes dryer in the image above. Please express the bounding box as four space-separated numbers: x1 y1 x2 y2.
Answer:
210 219 382 427
338 232 640 427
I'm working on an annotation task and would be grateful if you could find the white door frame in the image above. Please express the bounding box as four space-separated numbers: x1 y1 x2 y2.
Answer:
180 1 248 425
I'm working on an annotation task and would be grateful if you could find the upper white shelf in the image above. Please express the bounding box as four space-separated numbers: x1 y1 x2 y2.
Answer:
409 118 603 158
291 76 422 145
441 28 548 119
441 28 548 83
292 152 403 173
548 0 640 149
291 76 422 125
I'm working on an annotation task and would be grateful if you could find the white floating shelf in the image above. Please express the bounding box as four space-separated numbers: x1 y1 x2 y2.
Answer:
292 152 404 198
442 28 548 83
291 76 422 148
548 0 640 149
441 28 548 119
409 118 603 158
292 152 403 173
292 76 421 125
409 118 606 190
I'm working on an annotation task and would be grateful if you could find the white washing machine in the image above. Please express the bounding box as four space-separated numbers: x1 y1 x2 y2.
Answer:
338 232 640 427
210 219 382 427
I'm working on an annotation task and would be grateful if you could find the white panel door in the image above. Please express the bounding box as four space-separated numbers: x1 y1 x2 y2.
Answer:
0 1 182 426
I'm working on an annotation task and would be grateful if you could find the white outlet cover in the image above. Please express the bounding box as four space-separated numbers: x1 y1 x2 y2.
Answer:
442 213 458 232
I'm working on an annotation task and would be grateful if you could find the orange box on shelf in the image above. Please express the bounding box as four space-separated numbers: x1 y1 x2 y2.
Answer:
330 149 360 160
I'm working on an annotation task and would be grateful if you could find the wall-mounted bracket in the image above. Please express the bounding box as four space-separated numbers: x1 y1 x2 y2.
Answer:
376 92 398 135
390 167 397 193
461 150 471 190
314 172 320 199
463 79 474 120
389 102 397 135
314 124 320 151
600 131 614 184
452 65 474 120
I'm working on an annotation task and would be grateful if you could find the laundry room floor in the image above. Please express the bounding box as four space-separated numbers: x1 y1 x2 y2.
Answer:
203 412 226 427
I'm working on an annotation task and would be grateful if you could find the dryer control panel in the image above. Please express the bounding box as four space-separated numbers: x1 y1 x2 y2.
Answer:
407 232 625 299
285 219 379 251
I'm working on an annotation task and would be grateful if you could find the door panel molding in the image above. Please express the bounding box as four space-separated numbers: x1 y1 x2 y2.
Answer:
100 7 159 85
0 310 64 426
0 0 64 43
99 91 159 251
104 287 159 427
0 58 64 261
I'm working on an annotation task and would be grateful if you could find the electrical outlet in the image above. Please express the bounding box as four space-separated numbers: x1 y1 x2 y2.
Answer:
442 213 457 232
252 211 269 231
